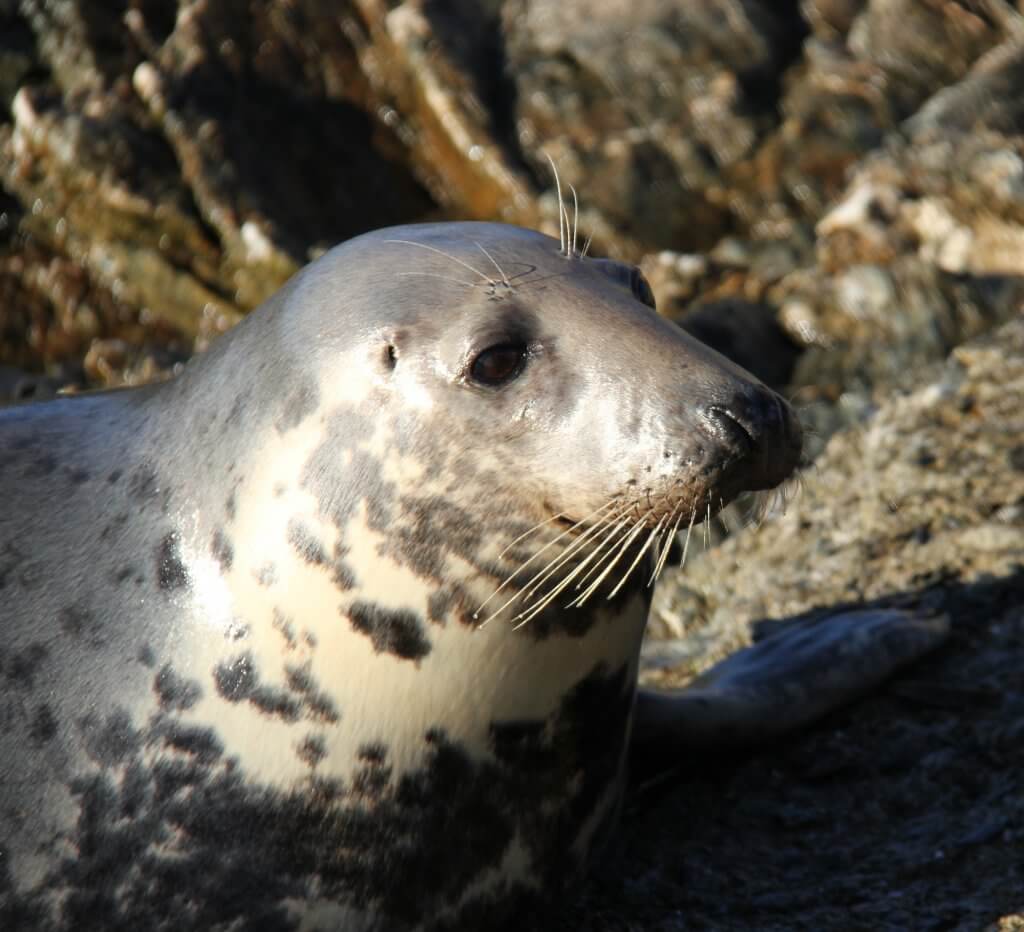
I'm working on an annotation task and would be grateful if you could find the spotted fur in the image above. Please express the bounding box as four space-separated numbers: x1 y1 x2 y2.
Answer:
0 222 799 931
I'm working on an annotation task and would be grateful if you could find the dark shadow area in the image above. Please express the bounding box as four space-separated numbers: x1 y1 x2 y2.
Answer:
542 565 1024 930
167 63 434 258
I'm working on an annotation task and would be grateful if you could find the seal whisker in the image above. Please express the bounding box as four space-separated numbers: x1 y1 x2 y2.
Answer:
679 507 698 569
525 507 629 601
513 551 599 628
568 516 648 607
515 511 633 624
385 239 495 285
561 203 573 258
580 232 594 259
475 502 616 625
545 152 567 256
474 241 512 287
650 504 685 585
606 515 667 601
594 517 651 602
565 513 635 593
520 504 628 601
569 184 580 258
497 511 572 561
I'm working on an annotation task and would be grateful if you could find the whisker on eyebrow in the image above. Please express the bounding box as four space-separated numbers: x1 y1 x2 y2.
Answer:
474 241 511 287
545 152 567 256
581 232 594 259
384 239 496 285
569 184 579 258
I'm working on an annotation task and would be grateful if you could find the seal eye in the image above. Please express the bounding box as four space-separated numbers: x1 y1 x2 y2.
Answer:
631 269 657 311
469 343 528 387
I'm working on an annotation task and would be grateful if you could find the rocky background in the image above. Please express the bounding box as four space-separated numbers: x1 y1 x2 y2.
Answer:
2 1 1023 929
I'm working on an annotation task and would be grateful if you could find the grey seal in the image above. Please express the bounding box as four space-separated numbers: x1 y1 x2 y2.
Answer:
0 221 945 931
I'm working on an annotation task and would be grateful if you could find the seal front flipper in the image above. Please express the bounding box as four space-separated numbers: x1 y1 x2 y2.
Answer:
632 608 951 754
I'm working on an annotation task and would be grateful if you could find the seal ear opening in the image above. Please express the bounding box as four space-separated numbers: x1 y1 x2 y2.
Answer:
384 343 398 370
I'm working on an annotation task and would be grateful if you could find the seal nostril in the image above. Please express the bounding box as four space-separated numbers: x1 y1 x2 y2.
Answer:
703 404 754 454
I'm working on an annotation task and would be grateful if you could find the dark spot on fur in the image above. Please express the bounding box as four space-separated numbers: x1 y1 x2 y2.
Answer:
213 652 302 723
100 512 131 542
65 466 91 484
112 565 136 585
31 452 57 476
296 734 327 767
153 718 224 764
129 466 159 502
226 618 251 641
351 751 392 800
154 664 203 711
346 601 431 661
225 393 246 426
276 378 320 433
225 490 237 520
137 644 156 667
157 532 189 590
254 562 277 587
331 549 358 591
108 469 123 483
0 659 632 931
211 528 234 571
300 408 390 536
28 703 58 744
427 588 459 624
59 605 104 646
3 642 49 688
388 497 482 582
272 609 298 649
287 518 329 566
284 662 340 724
358 742 387 764
213 651 256 701
0 542 27 591
80 709 142 766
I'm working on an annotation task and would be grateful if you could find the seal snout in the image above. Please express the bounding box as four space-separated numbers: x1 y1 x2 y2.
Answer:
699 385 802 491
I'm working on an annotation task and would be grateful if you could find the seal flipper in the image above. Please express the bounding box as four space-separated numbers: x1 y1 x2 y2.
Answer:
632 609 950 754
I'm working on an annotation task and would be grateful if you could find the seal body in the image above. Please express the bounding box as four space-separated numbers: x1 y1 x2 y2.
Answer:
0 222 799 930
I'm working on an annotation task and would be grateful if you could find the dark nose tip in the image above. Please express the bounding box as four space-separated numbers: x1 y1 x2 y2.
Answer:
701 387 802 489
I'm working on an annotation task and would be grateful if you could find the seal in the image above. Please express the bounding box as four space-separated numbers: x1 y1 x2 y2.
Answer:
0 221 945 931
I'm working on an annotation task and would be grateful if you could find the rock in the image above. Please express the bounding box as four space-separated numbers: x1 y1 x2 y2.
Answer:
2 85 237 338
505 0 806 253
675 298 802 392
0 0 435 376
652 315 1024 663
